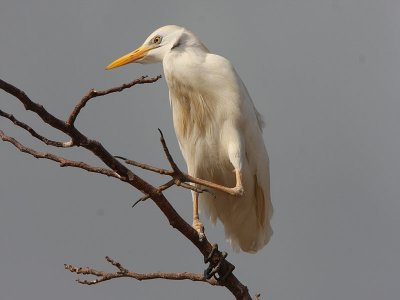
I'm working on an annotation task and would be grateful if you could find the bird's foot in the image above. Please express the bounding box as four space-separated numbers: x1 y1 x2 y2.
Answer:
230 185 244 197
203 244 235 284
193 219 205 242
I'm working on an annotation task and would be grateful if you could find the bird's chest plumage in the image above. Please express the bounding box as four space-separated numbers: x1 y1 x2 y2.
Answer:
163 55 226 175
169 80 214 137
164 53 217 138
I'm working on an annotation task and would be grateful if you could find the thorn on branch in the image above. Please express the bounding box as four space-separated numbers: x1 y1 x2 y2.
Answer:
131 179 175 208
132 193 150 208
114 155 128 161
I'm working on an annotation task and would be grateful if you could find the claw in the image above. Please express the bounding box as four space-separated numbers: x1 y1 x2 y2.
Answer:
193 219 205 242
231 185 244 196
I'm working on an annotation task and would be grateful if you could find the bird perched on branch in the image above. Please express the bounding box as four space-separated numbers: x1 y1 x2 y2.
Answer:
106 25 272 253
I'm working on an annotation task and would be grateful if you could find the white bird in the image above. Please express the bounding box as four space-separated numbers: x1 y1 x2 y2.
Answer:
106 25 272 253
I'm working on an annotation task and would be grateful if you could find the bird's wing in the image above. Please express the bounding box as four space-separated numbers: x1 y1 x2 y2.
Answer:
237 73 273 228
196 54 272 252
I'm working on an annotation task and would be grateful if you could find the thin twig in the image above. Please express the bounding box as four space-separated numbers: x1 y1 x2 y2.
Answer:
64 256 219 286
67 75 162 125
132 179 175 208
0 109 73 147
158 128 181 173
0 78 143 186
115 155 173 175
0 130 120 179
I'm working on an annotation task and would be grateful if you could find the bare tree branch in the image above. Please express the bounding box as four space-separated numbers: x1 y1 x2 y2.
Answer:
0 76 254 300
0 130 120 179
158 128 182 174
0 109 72 147
114 155 173 175
67 75 162 126
64 256 219 286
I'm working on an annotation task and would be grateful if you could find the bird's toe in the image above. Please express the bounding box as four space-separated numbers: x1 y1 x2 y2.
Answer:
193 219 205 241
231 185 244 196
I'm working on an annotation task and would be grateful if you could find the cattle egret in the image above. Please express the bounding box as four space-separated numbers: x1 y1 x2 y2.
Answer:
106 25 272 253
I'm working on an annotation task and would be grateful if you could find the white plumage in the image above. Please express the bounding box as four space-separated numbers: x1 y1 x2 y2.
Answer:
106 25 272 253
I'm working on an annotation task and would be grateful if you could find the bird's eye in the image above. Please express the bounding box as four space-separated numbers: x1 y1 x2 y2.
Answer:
153 35 162 44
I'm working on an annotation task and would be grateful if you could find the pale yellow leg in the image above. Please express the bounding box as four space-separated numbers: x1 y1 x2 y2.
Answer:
192 192 205 241
185 169 244 197
232 168 244 196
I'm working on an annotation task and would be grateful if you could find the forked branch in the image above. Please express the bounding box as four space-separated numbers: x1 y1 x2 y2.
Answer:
0 77 253 300
64 256 219 286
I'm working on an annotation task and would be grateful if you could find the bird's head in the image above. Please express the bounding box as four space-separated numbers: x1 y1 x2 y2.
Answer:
106 25 189 69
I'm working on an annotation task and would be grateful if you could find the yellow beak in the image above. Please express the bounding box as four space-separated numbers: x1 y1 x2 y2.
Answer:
105 45 151 70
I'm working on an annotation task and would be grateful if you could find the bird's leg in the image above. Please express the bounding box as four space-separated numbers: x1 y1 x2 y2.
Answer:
183 169 244 197
192 192 205 241
231 168 244 196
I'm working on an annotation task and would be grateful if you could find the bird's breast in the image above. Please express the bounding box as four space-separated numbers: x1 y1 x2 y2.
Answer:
167 76 229 176
167 75 217 140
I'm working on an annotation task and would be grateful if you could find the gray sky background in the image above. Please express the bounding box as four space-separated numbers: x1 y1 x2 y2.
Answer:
1 1 400 299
